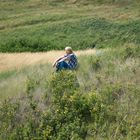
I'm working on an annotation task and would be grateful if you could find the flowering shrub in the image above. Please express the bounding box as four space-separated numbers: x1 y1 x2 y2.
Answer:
0 71 140 139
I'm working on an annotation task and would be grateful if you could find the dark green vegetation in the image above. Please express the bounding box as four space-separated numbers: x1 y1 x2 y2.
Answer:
0 0 140 52
1 18 140 52
0 46 140 139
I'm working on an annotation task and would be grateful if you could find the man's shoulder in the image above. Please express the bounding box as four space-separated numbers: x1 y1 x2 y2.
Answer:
70 53 77 57
65 53 77 59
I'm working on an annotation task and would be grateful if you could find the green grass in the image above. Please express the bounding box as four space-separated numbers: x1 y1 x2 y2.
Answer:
0 63 52 100
0 46 139 100
0 0 140 52
0 46 140 139
0 0 140 139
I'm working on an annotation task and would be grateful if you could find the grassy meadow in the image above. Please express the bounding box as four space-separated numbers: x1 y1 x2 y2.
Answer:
0 0 140 52
0 46 140 139
0 0 140 139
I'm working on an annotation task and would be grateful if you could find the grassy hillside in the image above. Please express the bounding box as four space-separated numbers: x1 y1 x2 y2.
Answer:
0 0 140 139
0 46 140 139
0 0 140 52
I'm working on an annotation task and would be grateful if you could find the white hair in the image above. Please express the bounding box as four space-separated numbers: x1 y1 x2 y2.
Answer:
65 46 73 52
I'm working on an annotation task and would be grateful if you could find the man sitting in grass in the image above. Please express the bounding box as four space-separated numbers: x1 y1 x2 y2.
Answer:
53 47 78 71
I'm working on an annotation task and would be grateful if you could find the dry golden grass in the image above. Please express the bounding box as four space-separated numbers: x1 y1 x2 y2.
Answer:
0 49 96 72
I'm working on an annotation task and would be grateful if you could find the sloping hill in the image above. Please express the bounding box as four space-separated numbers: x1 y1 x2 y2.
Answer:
0 1 140 139
0 0 140 52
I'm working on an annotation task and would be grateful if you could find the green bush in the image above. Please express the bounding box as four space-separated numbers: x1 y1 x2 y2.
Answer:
0 71 108 139
0 100 20 139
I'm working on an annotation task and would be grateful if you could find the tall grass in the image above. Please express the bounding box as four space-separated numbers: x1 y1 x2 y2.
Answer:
0 46 140 139
0 45 139 99
0 64 52 100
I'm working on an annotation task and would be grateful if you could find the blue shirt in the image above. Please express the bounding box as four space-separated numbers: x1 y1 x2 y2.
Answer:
64 53 78 69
